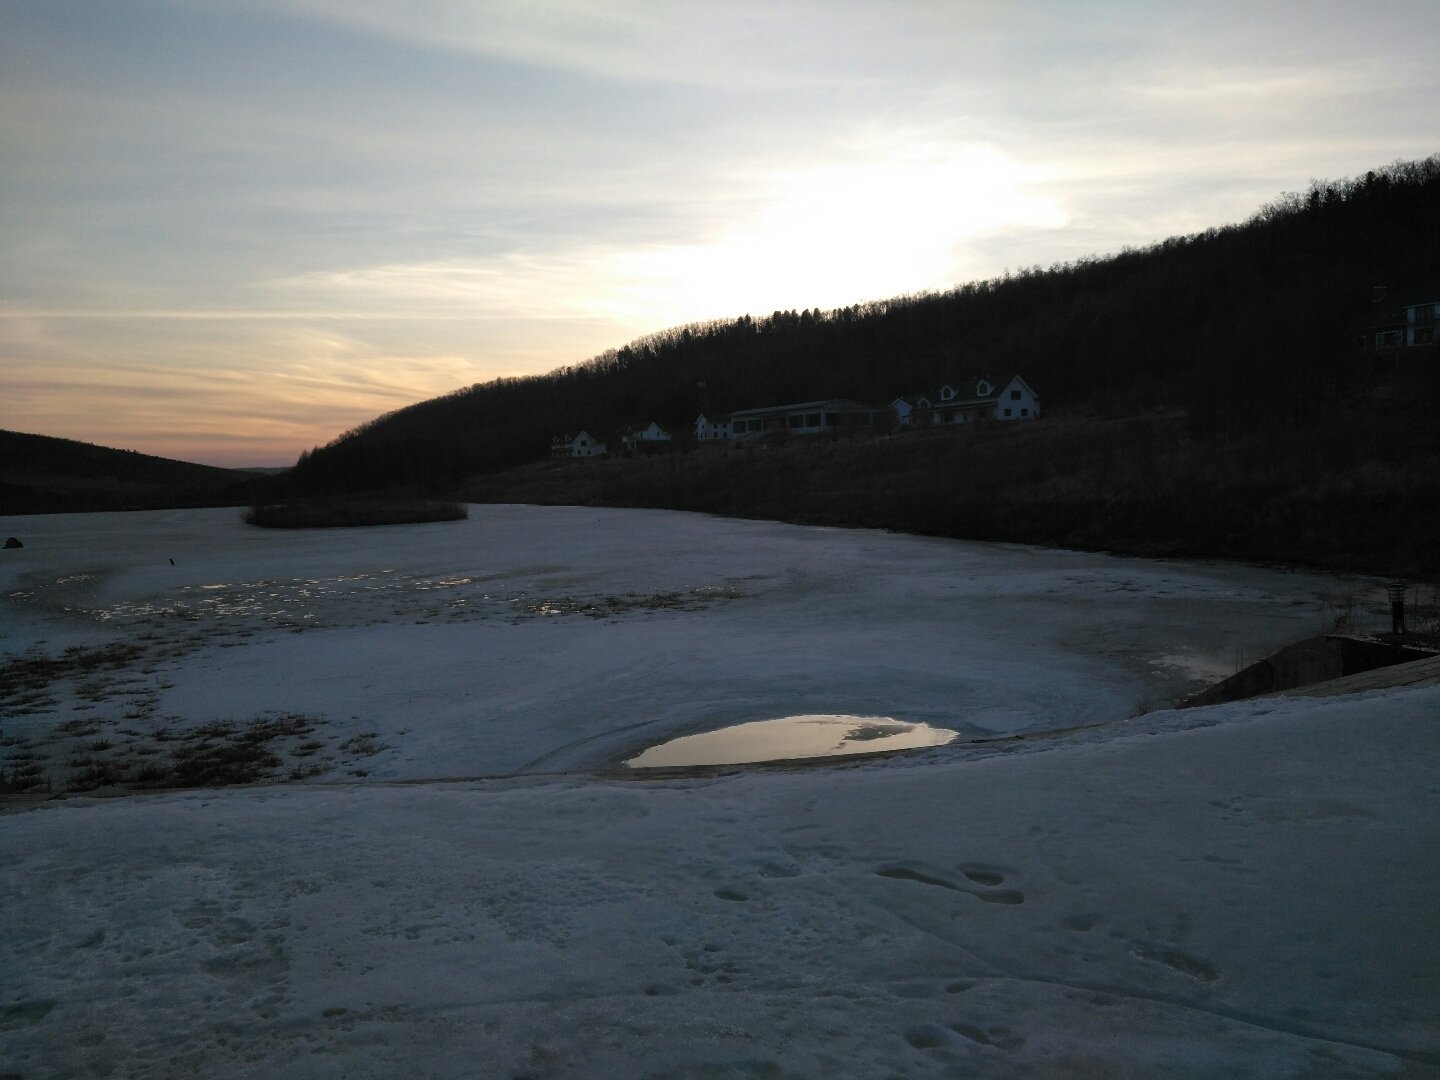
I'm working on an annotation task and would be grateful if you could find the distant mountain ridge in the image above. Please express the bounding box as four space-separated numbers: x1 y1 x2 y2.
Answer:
0 429 266 515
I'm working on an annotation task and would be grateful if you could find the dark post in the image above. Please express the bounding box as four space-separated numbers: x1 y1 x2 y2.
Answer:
1388 582 1407 635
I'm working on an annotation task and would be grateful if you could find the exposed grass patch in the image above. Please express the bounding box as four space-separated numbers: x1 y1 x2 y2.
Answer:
0 644 144 705
168 737 283 788
0 710 345 797
0 737 50 795
54 718 101 738
337 732 385 757
244 499 467 529
53 712 331 792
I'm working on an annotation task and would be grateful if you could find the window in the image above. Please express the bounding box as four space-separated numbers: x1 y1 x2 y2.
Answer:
1021 408 1029 417
1003 408 1013 417
805 413 821 427
1010 389 1021 400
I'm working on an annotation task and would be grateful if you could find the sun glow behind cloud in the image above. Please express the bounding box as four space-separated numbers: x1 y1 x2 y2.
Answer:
280 144 1063 328
602 145 1065 320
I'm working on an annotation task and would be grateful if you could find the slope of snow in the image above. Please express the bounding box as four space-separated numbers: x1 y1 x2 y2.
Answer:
2 506 1433 1078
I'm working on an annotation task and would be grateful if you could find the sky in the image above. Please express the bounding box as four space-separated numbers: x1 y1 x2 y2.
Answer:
2 1 1436 468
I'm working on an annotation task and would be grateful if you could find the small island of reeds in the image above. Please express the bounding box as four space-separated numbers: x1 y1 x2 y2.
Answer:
244 498 468 529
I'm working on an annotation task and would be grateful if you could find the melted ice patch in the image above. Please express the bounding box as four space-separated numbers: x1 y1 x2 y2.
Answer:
626 714 956 769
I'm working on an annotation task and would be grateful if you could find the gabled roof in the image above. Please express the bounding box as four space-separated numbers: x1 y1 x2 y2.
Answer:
727 398 874 419
899 375 1038 410
623 421 671 439
553 429 598 446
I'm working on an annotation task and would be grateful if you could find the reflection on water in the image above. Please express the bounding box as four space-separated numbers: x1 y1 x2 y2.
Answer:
1149 651 1237 685
626 714 956 769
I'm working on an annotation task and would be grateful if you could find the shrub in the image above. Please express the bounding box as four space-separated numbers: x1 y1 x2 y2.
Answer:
244 499 467 529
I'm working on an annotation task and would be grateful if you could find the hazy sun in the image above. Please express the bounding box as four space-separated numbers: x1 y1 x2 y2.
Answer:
603 143 1065 320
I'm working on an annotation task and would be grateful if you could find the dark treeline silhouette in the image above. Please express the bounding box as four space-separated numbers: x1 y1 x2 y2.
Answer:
0 429 264 515
287 156 1440 496
274 157 1440 575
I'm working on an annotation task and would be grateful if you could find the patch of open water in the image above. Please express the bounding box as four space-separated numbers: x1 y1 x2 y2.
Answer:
625 715 957 769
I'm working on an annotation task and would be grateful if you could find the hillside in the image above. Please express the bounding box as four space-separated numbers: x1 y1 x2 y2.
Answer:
283 157 1440 574
0 430 265 515
461 395 1439 578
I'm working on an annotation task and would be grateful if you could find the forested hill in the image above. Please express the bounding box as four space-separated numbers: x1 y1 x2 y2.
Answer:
284 156 1439 495
0 430 263 515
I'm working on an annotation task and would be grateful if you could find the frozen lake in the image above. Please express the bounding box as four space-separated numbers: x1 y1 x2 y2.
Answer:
1 505 1436 1078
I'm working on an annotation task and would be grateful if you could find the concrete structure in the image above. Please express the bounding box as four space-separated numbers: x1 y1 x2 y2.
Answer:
1403 294 1439 348
1180 635 1437 708
1353 284 1440 366
727 399 878 440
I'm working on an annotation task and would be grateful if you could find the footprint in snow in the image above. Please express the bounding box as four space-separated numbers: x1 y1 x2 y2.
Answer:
876 864 1024 905
1133 944 1220 983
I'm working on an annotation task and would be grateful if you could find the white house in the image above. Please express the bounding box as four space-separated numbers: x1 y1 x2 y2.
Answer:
895 376 1040 427
694 413 732 441
621 422 673 453
550 430 607 459
988 375 1041 421
889 396 922 428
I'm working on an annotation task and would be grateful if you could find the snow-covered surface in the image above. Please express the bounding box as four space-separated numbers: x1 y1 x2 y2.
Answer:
2 506 1435 1078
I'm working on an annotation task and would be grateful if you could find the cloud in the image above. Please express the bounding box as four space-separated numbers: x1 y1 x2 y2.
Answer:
223 0 954 91
0 312 502 465
270 139 1066 325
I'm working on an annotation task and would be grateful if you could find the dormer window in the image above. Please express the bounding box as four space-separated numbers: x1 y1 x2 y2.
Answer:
940 385 955 401
976 380 991 396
